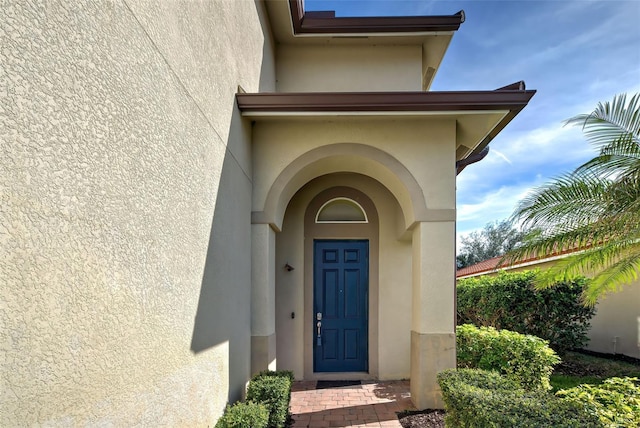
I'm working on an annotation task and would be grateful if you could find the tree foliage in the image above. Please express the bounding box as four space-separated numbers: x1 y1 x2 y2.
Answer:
556 377 640 427
508 93 640 304
456 323 560 391
457 220 527 269
438 369 601 428
457 271 595 354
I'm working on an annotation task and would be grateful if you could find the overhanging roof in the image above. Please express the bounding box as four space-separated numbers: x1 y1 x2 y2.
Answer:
236 88 534 113
265 0 463 46
288 0 465 35
236 82 536 174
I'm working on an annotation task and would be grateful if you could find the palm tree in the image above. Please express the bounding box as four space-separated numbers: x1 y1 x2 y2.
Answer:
506 93 640 305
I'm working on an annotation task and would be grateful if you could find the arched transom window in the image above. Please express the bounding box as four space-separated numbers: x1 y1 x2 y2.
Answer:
315 197 368 223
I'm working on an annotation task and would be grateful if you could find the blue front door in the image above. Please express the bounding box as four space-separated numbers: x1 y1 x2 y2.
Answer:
314 240 368 372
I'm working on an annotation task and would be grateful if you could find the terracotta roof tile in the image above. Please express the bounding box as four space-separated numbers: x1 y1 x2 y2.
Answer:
456 246 583 279
456 256 502 277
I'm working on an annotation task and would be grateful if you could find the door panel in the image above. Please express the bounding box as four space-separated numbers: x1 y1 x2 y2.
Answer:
314 240 368 372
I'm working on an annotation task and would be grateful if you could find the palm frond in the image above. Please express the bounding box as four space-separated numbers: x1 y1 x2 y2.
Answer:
506 93 640 303
584 248 640 305
529 238 640 305
504 214 639 268
565 93 640 151
574 135 640 179
512 172 611 231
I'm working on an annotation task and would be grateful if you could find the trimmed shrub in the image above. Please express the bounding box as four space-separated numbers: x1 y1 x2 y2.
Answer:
457 324 560 390
214 401 269 428
252 369 295 383
557 376 640 427
251 370 294 420
246 374 291 428
438 369 600 428
457 271 595 354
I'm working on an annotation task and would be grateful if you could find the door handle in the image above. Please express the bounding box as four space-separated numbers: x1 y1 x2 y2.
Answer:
316 312 323 346
316 321 322 346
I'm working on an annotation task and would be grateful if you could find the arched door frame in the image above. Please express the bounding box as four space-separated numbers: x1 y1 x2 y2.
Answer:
303 186 379 380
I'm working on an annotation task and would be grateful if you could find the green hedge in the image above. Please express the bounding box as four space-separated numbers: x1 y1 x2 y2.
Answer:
457 324 560 391
438 369 600 428
457 271 595 354
214 401 269 428
246 372 292 428
252 369 295 383
557 377 640 427
216 370 293 428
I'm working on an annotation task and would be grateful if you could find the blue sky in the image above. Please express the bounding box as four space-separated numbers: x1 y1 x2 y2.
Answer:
306 0 640 249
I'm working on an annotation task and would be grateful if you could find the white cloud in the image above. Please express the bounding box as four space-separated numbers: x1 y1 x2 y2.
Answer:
491 149 512 165
457 183 533 225
456 122 591 200
499 123 589 163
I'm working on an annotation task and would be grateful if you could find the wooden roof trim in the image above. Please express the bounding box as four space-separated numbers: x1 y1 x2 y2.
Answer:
289 0 465 35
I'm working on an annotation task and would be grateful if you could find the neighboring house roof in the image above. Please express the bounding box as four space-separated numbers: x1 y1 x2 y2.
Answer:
456 249 580 279
456 256 502 278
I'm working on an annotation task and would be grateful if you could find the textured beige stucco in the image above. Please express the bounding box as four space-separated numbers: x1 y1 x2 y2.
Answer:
410 331 456 409
252 118 457 226
410 221 457 409
276 44 423 92
251 224 277 337
250 223 278 374
586 280 640 359
1 1 274 425
274 184 307 378
412 222 456 333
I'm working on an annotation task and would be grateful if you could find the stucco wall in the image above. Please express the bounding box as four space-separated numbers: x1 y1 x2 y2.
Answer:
276 44 423 92
252 118 457 219
586 280 640 359
1 1 274 425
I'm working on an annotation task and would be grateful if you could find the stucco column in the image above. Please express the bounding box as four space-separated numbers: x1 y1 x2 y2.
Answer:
410 221 456 409
251 223 277 374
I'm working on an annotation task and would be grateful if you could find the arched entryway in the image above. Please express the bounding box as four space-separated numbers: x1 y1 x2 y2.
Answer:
275 173 410 381
251 129 458 407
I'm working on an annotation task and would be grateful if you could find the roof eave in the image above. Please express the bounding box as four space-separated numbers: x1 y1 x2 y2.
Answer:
236 89 535 114
289 0 465 35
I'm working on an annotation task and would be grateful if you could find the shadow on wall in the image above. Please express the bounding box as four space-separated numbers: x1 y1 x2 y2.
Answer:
190 106 252 402
191 0 275 403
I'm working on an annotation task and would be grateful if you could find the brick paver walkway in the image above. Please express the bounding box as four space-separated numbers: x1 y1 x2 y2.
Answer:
289 380 415 428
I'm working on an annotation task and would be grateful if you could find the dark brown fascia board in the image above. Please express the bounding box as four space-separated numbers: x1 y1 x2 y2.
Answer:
236 89 536 113
289 0 464 35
